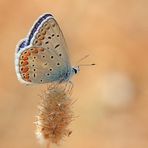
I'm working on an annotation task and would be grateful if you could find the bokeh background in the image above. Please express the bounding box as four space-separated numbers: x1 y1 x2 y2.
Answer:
1 0 148 148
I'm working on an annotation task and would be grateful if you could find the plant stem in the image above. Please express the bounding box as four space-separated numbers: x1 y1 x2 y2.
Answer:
47 141 50 148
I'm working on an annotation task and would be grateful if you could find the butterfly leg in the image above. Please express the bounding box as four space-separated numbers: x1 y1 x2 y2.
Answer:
66 81 73 97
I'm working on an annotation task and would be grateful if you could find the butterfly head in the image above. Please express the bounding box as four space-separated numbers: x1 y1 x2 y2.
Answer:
72 66 80 75
70 55 96 79
70 63 95 78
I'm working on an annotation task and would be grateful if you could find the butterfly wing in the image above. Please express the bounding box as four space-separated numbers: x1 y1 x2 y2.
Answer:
15 14 71 84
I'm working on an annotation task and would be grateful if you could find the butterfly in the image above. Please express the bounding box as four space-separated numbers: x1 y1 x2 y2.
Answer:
15 13 80 85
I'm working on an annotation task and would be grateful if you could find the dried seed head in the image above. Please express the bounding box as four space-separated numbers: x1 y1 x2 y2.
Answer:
35 83 74 145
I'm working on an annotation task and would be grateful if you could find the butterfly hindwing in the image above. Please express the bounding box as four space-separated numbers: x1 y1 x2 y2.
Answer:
16 46 69 84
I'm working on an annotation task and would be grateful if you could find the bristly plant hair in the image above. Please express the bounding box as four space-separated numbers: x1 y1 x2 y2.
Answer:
35 82 74 147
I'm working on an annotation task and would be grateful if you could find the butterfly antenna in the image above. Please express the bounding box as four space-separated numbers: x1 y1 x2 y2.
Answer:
75 54 96 67
78 63 96 67
76 54 90 65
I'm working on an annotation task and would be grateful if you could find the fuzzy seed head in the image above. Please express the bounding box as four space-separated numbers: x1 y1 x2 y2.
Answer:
35 83 74 145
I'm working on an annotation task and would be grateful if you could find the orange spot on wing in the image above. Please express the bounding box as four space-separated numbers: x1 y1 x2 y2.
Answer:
24 75 29 80
32 48 38 54
38 35 45 40
26 72 29 76
38 41 42 46
38 48 44 52
22 60 29 66
25 51 31 56
41 30 46 35
21 67 29 73
45 26 50 30
34 40 42 46
23 56 28 60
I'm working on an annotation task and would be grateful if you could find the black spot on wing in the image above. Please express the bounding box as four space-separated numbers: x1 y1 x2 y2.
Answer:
45 41 49 44
55 44 60 49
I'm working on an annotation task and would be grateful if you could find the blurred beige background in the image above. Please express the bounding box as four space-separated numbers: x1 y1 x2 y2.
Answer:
0 0 148 148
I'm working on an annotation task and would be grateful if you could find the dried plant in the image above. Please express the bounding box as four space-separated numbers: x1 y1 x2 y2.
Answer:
35 83 74 147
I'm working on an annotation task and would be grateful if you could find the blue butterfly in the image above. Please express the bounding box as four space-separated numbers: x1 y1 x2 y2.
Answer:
15 13 80 84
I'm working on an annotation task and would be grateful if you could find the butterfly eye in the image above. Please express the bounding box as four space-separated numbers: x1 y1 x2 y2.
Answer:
57 35 59 37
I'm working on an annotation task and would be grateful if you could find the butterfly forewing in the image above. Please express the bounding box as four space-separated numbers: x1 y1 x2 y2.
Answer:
17 46 69 84
32 17 70 67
